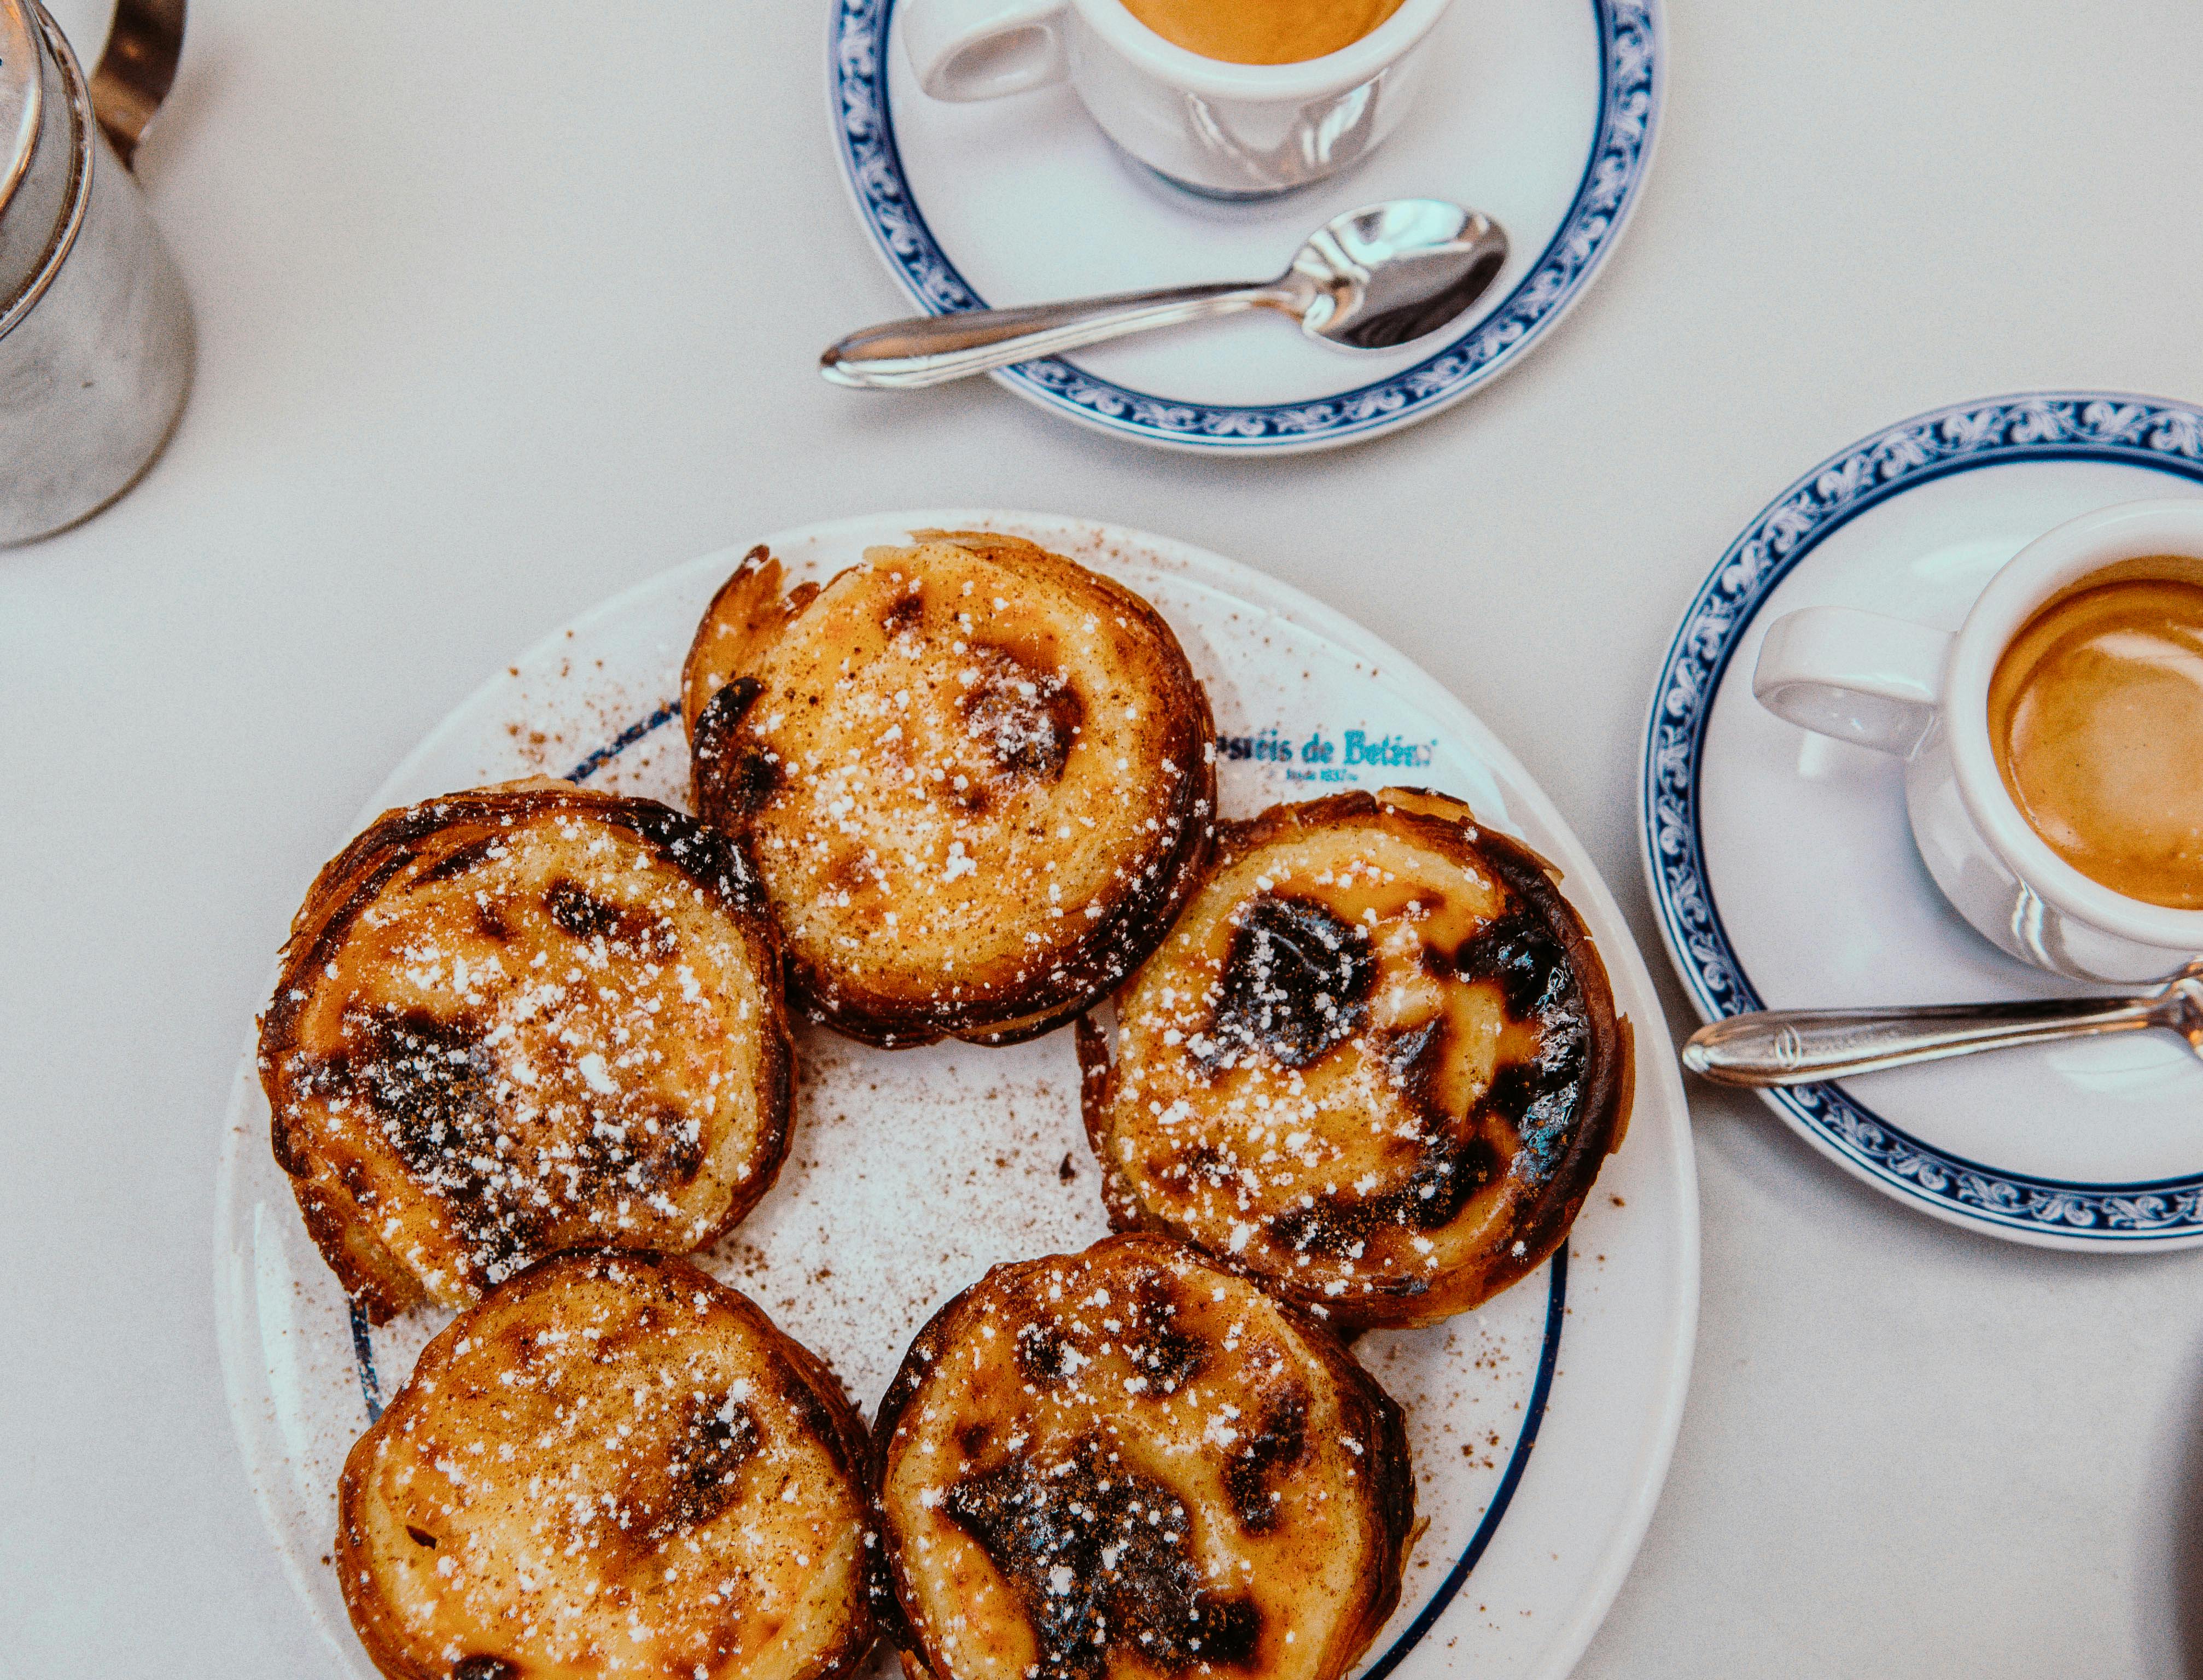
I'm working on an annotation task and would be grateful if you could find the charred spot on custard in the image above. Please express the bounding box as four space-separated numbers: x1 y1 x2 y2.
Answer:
451 1657 518 1680
644 1106 709 1187
640 1393 761 1539
942 1436 1262 1680
1268 1196 1362 1259
1452 900 1597 1177
961 649 1082 782
1122 1272 1208 1389
881 587 926 634
1221 1385 1310 1534
1380 1018 1446 1095
1477 1001 1592 1180
1265 1124 1503 1257
311 1012 506 1234
1456 906 1571 1017
1167 1143 1237 1189
1392 1131 1496 1228
543 882 679 959
695 676 778 820
821 847 884 901
1206 895 1375 1070
544 881 621 941
304 1008 713 1279
1015 1320 1078 1387
1012 1276 1206 1392
943 777 995 817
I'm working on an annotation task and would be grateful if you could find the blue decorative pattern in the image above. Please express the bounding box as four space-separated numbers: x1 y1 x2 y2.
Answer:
1642 392 2203 1239
348 1303 383 1422
830 0 1659 449
351 694 1571 1634
1360 1249 1567 1680
566 700 679 785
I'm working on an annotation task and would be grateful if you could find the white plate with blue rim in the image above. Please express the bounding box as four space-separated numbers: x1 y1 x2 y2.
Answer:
218 512 1697 1678
1641 392 2203 1249
827 0 1660 452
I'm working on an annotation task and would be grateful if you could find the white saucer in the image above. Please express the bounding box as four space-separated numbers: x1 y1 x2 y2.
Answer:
219 512 1697 1680
1641 393 2203 1249
828 0 1660 452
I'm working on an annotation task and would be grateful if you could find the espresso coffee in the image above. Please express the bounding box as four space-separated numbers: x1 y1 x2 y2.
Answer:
1988 566 2203 910
1119 0 1407 63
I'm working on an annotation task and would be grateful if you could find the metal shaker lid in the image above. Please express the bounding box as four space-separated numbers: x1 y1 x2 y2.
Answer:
0 0 40 222
0 0 93 340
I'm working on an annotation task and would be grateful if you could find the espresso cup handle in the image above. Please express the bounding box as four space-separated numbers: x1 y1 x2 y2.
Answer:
1752 606 1953 756
903 0 1069 101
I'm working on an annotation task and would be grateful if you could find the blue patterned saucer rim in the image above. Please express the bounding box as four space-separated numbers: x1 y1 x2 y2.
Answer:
827 0 1662 453
1640 390 2203 1247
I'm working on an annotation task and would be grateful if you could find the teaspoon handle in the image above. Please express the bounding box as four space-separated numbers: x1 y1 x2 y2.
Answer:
1682 995 2168 1086
819 282 1289 390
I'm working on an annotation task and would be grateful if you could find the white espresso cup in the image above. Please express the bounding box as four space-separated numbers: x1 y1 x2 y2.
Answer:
901 0 1454 199
1752 497 2203 984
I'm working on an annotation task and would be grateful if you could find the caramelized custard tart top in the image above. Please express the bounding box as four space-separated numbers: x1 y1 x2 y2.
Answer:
337 1251 876 1680
259 781 794 1321
872 1233 1412 1680
683 533 1215 1048
1081 790 1631 1327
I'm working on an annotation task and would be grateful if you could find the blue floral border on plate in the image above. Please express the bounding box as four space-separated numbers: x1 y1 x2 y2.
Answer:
829 0 1659 450
1642 391 2203 1242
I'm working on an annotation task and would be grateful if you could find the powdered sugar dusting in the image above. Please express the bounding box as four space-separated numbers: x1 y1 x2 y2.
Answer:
220 521 1624 1680
701 1022 1107 1411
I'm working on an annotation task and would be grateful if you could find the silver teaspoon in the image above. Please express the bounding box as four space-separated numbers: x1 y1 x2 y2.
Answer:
1681 960 2203 1087
819 199 1508 390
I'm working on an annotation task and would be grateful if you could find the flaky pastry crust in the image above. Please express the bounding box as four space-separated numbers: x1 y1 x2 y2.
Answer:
871 1233 1412 1680
1080 790 1632 1327
336 1251 876 1680
259 780 794 1321
681 533 1215 1048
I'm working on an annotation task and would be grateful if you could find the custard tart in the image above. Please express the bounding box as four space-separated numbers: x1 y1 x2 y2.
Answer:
259 780 794 1322
1080 790 1631 1327
872 1233 1412 1680
337 1251 875 1680
681 532 1215 1048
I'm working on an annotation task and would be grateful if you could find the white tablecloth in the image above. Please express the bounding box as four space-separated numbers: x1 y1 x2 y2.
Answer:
7 0 2202 1672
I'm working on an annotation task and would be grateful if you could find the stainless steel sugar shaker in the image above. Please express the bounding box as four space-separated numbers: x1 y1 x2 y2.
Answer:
0 0 191 545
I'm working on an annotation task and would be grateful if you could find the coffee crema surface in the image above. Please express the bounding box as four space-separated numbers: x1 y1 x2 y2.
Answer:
1988 568 2203 910
1118 0 1408 63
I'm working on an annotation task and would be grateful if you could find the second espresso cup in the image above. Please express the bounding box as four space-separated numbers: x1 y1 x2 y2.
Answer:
1752 497 2203 984
902 0 1454 199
